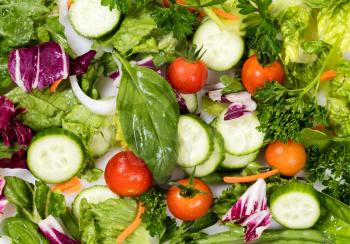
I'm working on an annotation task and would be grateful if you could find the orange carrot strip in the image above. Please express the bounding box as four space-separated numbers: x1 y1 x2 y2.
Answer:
320 70 337 82
223 168 280 183
212 7 239 20
52 177 82 193
64 184 83 194
312 124 326 131
116 202 145 244
50 80 63 93
67 0 72 9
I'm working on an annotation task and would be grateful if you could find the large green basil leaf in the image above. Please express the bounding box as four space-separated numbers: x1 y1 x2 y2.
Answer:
116 53 179 184
3 217 49 244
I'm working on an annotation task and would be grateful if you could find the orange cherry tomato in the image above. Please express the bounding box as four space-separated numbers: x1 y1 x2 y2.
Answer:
167 178 213 221
265 140 306 177
242 55 285 93
168 57 208 94
104 151 153 197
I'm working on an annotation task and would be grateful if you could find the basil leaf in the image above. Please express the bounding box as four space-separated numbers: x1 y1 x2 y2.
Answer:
116 54 179 184
300 128 330 149
4 217 49 244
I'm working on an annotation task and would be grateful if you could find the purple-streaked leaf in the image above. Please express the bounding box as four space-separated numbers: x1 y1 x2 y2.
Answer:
8 42 69 92
109 70 120 81
223 179 268 221
173 89 189 114
224 103 250 120
242 210 271 242
224 92 257 111
0 96 16 129
0 177 7 215
0 149 27 169
132 57 166 77
69 50 97 76
223 179 271 242
38 215 79 244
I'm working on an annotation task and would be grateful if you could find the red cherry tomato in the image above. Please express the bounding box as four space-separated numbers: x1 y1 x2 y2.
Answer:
168 57 208 94
242 55 285 93
104 151 152 197
167 178 213 221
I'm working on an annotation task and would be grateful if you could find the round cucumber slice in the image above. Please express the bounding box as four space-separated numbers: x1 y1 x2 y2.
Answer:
184 131 225 177
73 186 118 219
215 111 264 156
193 19 244 71
28 128 84 184
177 115 214 167
270 182 321 229
221 151 258 169
69 0 121 38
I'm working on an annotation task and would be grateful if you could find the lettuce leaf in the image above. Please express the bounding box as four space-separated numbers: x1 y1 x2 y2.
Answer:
4 217 49 244
79 198 150 244
318 0 350 52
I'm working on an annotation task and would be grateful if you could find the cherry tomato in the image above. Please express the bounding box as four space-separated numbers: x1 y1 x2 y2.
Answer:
104 151 152 196
168 57 208 94
167 178 213 221
242 55 285 93
265 140 306 177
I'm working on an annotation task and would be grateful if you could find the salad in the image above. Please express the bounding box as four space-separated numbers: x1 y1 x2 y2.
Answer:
0 0 350 243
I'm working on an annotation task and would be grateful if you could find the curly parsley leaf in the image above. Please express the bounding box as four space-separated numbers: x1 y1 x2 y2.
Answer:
153 3 198 40
237 0 282 65
307 144 350 205
255 82 327 143
140 188 176 238
101 0 129 13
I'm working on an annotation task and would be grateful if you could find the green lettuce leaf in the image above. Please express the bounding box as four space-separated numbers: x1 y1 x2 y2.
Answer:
100 13 156 55
4 176 66 223
6 86 79 131
79 198 150 244
3 217 49 244
318 0 350 52
62 105 115 158
116 54 179 184
328 98 350 137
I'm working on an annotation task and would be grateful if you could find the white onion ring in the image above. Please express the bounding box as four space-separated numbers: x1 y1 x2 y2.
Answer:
70 76 117 115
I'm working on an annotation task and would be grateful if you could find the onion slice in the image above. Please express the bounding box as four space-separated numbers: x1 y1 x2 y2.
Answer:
69 76 116 115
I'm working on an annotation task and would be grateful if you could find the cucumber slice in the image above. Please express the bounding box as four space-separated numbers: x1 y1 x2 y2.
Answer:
221 151 258 169
270 182 321 229
28 128 84 184
73 186 118 219
184 131 225 177
69 0 121 38
177 115 214 167
215 111 264 155
181 93 198 113
193 19 244 71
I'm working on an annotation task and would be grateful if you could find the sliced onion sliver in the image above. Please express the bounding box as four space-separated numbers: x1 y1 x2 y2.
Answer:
69 76 117 115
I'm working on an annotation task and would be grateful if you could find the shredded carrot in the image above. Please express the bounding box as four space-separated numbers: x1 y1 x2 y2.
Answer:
212 7 239 20
67 0 72 9
320 70 337 82
312 124 326 131
223 168 280 183
52 177 82 194
116 202 145 244
50 80 63 93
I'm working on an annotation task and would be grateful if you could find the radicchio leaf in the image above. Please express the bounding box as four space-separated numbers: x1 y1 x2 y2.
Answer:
38 215 79 244
8 42 69 92
224 104 250 120
0 177 7 215
223 179 271 242
0 96 34 169
173 89 189 114
132 57 165 77
69 50 97 76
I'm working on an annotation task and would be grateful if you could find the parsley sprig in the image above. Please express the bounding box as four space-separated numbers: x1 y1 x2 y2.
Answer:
237 0 282 65
152 1 198 40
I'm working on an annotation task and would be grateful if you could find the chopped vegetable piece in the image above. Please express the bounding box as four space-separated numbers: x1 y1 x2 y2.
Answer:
52 177 82 194
320 69 337 81
116 202 145 244
212 7 239 20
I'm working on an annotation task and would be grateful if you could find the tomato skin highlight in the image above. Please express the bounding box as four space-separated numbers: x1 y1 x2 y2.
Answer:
104 151 153 197
168 57 208 94
242 55 285 93
265 140 306 177
167 178 213 221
